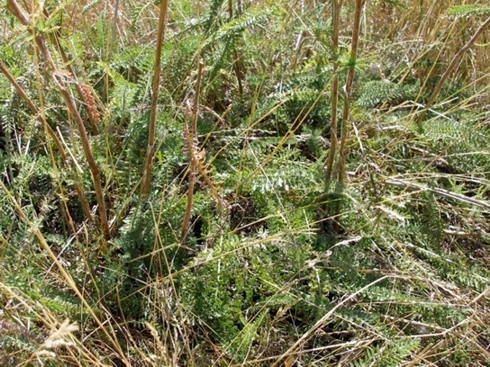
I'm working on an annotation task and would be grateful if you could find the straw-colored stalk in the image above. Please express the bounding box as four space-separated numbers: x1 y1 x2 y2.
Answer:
181 61 204 244
416 15 490 124
141 0 169 198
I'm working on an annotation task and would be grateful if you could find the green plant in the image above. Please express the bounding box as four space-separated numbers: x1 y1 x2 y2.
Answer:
1 1 490 366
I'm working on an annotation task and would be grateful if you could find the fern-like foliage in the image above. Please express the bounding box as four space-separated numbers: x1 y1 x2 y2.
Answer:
421 114 490 175
203 6 279 49
448 5 490 18
225 309 268 362
357 80 403 107
349 339 420 367
202 6 280 89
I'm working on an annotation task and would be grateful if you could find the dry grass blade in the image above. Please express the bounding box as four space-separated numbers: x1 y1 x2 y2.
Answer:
272 275 397 367
416 15 490 123
181 61 204 243
384 177 490 210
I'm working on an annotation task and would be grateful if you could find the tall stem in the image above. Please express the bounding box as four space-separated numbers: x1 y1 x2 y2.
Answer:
181 61 204 243
141 0 169 197
324 0 343 182
338 0 365 183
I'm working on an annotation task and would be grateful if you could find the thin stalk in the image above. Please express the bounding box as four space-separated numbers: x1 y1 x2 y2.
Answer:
181 61 204 243
7 0 110 241
324 0 343 182
108 0 120 61
228 0 244 95
338 0 365 183
416 15 490 124
141 0 169 198
42 8 99 132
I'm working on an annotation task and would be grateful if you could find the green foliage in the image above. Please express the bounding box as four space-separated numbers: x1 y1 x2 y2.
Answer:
350 339 420 367
448 5 490 18
357 80 404 107
2 0 490 365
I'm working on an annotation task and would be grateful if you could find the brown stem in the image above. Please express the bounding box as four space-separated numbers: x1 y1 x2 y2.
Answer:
416 15 490 124
42 8 99 132
7 0 110 241
181 61 204 243
141 0 169 198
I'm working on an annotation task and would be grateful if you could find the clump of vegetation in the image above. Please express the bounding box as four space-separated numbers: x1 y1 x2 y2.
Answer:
1 0 490 365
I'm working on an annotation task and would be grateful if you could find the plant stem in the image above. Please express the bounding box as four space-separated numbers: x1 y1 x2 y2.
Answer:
338 0 365 183
141 0 169 198
325 0 343 182
181 61 204 243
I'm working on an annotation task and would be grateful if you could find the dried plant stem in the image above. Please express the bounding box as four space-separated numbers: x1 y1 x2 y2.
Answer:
324 0 343 182
180 119 196 244
181 61 204 243
0 61 94 223
141 0 169 198
338 0 365 183
7 0 110 241
43 7 100 132
416 15 490 124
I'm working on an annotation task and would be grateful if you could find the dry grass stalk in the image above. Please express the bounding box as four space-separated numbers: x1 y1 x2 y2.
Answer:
141 0 169 198
181 61 204 243
338 0 365 183
416 15 490 123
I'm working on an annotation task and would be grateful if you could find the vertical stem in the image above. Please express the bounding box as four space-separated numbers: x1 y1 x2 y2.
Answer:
141 0 169 197
228 0 244 95
42 8 99 132
181 61 204 243
338 0 365 183
109 0 120 61
324 0 343 182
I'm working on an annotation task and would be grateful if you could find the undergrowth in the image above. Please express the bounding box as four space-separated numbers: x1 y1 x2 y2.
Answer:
1 0 490 366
